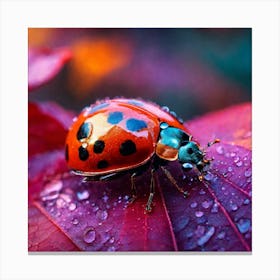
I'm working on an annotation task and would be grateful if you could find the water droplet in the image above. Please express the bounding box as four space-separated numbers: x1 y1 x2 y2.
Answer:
92 205 99 212
60 193 71 203
40 180 63 201
195 225 205 237
41 191 59 201
243 198 250 205
217 231 226 239
68 202 77 211
107 246 116 251
230 152 236 157
109 237 115 244
204 173 213 181
77 190 90 201
72 218 79 225
195 211 204 218
227 166 233 172
96 210 108 221
230 203 238 211
56 198 66 208
83 227 96 244
244 169 252 177
199 189 206 195
102 195 109 203
174 217 190 232
197 226 215 246
201 200 212 209
233 156 240 163
216 146 224 154
236 219 251 233
236 161 243 167
190 202 198 208
211 203 219 213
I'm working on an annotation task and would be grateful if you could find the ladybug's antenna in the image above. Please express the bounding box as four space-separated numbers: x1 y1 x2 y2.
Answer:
207 138 220 148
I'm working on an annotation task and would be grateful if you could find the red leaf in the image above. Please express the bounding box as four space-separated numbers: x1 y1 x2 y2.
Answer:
28 102 74 157
28 102 251 251
28 48 72 91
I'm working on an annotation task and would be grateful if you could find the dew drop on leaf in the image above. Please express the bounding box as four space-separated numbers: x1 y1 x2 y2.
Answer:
68 202 77 211
236 219 251 233
56 198 66 208
77 190 90 201
107 246 116 251
195 225 205 237
230 204 238 211
216 146 224 155
204 173 214 181
217 231 226 239
72 218 79 225
236 161 243 167
233 156 240 163
244 169 252 177
195 211 204 218
211 203 219 213
96 210 108 221
83 227 96 244
227 166 233 172
243 198 250 205
190 202 198 208
197 226 215 246
201 200 212 209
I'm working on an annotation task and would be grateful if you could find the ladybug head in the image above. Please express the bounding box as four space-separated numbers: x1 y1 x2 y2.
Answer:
178 141 205 169
178 138 220 176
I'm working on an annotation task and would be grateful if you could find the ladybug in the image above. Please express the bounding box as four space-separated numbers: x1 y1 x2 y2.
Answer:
65 98 219 212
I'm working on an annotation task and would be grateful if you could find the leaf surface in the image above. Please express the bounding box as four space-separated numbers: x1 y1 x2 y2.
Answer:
28 102 251 251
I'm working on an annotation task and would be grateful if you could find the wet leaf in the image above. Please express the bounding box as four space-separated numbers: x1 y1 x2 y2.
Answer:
28 102 74 157
28 102 251 251
28 48 72 91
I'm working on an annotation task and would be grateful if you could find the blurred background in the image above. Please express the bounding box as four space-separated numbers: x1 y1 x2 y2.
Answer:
28 28 251 120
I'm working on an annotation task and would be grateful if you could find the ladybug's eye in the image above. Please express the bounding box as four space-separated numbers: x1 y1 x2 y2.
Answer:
187 147 194 154
77 122 92 141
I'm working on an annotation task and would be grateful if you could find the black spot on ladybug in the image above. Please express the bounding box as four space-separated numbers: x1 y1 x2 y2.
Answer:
126 118 147 132
87 102 109 114
77 122 92 141
120 140 137 156
93 140 105 154
107 111 123 125
65 144 69 161
78 146 89 161
127 99 144 107
97 160 109 169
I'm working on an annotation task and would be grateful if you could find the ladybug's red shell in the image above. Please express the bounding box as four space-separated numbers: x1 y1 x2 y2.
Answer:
65 98 189 176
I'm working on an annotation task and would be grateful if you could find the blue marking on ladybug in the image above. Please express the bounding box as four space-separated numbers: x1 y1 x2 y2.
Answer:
107 111 123 124
87 102 109 114
126 118 147 132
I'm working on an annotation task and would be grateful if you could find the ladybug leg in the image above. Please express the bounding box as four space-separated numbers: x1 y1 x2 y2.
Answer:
160 166 189 198
128 172 138 204
145 169 156 213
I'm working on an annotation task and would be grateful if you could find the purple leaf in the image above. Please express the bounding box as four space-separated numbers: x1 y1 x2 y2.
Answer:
28 48 71 91
28 102 251 251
